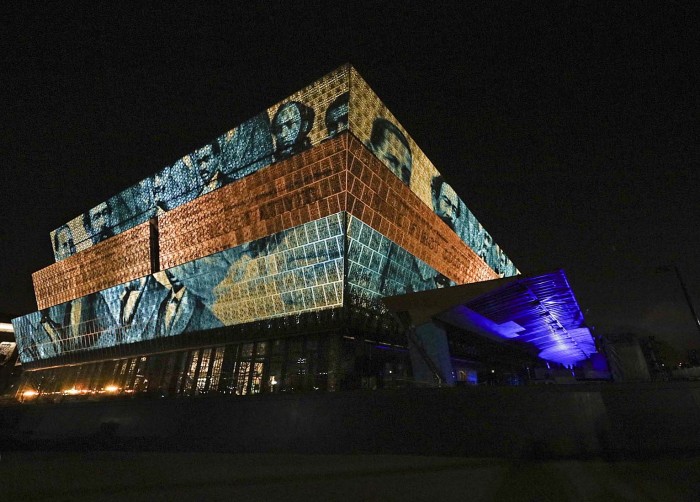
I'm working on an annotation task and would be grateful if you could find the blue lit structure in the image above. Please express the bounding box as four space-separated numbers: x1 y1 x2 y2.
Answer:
384 270 596 368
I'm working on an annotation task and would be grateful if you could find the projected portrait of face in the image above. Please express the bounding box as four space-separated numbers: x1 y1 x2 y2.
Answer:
116 263 223 343
431 176 460 231
153 162 196 213
53 224 76 260
194 141 225 195
271 101 315 160
368 118 412 186
324 92 349 139
151 266 223 338
83 202 113 244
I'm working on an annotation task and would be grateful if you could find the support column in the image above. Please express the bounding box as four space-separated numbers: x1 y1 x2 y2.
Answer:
408 322 455 387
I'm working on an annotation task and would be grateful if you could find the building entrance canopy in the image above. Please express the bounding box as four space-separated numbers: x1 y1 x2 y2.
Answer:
383 270 596 366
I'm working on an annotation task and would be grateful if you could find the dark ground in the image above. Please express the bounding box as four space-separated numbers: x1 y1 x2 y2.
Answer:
2 451 699 501
2 383 700 500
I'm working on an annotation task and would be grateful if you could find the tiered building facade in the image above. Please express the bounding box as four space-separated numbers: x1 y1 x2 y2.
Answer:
13 65 522 397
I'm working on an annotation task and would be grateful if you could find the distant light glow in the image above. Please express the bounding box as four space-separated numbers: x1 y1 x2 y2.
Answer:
104 385 119 393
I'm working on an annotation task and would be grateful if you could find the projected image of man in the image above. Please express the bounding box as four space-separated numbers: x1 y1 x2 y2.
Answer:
152 162 198 213
271 101 315 161
194 141 229 196
53 224 76 260
152 267 222 338
324 92 349 139
430 175 460 231
118 265 222 343
83 202 113 244
367 118 412 186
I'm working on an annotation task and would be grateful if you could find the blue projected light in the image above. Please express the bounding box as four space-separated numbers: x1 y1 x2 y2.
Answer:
457 270 596 365
385 270 596 366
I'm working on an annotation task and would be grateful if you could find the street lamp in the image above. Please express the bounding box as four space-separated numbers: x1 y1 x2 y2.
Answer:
658 265 700 339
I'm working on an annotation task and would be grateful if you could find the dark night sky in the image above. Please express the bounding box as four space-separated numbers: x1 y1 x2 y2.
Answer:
2 2 698 354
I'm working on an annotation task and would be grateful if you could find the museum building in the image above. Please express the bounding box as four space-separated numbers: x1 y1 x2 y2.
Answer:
12 65 596 399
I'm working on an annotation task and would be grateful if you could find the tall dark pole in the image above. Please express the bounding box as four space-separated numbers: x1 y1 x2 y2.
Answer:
673 266 700 339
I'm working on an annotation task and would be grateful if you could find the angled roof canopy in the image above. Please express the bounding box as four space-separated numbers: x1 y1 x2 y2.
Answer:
383 270 596 365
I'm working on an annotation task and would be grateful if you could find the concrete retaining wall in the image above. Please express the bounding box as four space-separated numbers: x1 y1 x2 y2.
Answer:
2 382 699 458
